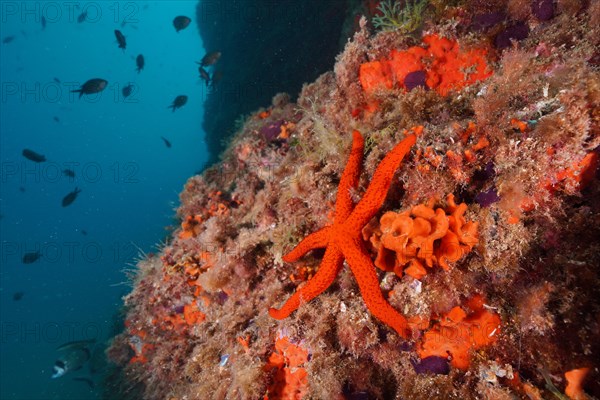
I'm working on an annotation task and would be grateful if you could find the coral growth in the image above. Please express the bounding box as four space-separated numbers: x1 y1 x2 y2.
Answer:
106 1 600 399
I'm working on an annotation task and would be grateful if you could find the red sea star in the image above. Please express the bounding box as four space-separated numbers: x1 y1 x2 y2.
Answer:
269 127 420 338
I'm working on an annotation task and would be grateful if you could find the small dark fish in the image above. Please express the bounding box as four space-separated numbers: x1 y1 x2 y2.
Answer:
173 16 191 32
62 187 81 207
62 169 75 178
41 16 47 30
136 54 144 73
81 230 88 236
122 83 134 98
3 35 15 44
198 66 210 86
13 292 25 301
114 29 126 50
73 377 95 389
19 186 26 193
161 136 172 148
71 78 108 98
168 95 188 112
22 149 46 163
53 77 61 83
22 251 42 264
53 116 60 123
197 51 221 67
77 11 87 23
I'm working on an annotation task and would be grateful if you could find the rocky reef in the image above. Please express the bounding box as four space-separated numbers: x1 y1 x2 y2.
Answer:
107 1 600 399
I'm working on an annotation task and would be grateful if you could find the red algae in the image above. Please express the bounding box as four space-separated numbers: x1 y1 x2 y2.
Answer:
106 1 600 399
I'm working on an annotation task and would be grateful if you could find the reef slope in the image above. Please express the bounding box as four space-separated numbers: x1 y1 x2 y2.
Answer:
108 2 600 399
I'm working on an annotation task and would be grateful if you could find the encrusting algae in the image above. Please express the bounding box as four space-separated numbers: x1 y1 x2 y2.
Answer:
106 1 600 399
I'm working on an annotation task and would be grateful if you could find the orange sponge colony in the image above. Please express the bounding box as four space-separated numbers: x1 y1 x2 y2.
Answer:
565 367 591 400
179 215 203 239
359 34 492 97
264 336 309 400
363 194 479 280
418 295 501 370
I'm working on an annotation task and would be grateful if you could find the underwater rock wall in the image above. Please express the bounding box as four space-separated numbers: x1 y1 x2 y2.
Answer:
107 1 600 399
195 0 350 167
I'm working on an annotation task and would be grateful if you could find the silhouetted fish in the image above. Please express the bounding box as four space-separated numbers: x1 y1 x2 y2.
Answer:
53 116 60 123
41 16 46 30
81 230 88 236
168 95 188 112
22 251 42 264
3 35 15 44
53 77 61 83
114 30 126 50
161 136 172 148
173 16 191 32
197 51 221 67
19 186 26 193
71 78 107 98
198 66 210 86
77 11 87 23
63 169 75 178
122 83 134 98
136 54 144 73
22 149 46 162
13 291 24 301
62 187 81 207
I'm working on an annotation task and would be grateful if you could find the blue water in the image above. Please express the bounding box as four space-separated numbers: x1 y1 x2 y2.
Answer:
1 2 208 398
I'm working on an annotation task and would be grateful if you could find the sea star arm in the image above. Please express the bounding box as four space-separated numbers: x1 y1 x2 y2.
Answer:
346 134 417 232
341 237 410 338
269 245 344 319
282 227 331 263
335 130 365 220
282 131 364 263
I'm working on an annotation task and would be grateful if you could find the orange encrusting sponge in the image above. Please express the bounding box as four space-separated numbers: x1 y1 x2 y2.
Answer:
264 336 309 400
359 34 492 97
417 295 501 370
